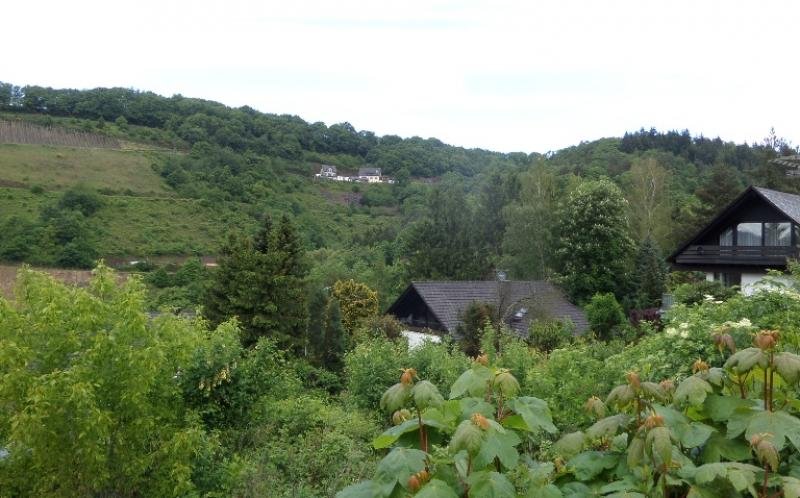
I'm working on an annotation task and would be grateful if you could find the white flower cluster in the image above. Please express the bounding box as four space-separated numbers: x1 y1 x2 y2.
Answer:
764 287 800 301
730 317 752 328
664 323 690 338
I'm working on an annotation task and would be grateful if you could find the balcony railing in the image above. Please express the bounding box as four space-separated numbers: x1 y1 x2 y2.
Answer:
674 245 800 266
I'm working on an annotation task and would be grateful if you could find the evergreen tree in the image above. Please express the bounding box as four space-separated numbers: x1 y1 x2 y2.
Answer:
403 178 488 280
694 162 743 221
204 215 308 350
630 236 667 309
476 170 519 260
555 179 634 304
321 297 345 370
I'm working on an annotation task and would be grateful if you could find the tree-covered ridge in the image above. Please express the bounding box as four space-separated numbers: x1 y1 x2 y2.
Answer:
0 82 527 177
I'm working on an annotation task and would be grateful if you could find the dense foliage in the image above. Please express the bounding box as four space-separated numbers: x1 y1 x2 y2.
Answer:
338 283 800 498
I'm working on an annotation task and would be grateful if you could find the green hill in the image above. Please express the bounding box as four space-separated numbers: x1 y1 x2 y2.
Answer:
0 143 174 195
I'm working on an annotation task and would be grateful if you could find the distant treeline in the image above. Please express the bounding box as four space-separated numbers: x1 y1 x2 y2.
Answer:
0 119 120 148
0 82 530 177
620 127 796 171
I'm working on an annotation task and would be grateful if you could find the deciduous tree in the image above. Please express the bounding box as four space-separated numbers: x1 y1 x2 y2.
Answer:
556 179 634 303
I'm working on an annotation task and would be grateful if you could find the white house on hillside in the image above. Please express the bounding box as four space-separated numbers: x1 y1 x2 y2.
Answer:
358 167 382 183
319 164 337 177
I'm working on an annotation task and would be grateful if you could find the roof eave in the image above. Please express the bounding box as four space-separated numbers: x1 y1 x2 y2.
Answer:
668 186 761 263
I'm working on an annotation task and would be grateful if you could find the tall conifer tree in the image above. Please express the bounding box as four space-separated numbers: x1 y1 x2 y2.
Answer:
204 215 308 350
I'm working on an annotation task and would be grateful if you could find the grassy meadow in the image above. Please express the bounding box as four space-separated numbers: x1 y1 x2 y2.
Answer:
0 143 175 195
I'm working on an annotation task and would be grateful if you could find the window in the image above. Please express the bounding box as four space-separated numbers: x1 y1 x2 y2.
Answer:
719 227 733 246
765 222 791 246
737 223 762 246
714 272 741 287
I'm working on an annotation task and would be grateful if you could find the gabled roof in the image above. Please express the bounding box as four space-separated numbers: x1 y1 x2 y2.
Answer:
358 167 381 176
668 186 800 263
755 187 800 224
387 280 588 335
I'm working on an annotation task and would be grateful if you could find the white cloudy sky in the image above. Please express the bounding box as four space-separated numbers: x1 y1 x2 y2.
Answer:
3 1 799 153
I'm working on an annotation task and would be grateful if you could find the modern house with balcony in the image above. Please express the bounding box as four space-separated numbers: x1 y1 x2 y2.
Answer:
667 186 800 294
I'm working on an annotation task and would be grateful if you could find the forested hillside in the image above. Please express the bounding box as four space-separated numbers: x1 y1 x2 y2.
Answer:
0 82 798 310
3 82 800 497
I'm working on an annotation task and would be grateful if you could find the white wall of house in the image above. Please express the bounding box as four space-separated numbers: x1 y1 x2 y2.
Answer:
401 330 442 349
706 271 794 296
741 272 794 296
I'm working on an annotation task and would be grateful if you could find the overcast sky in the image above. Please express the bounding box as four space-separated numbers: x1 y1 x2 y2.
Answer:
3 1 799 153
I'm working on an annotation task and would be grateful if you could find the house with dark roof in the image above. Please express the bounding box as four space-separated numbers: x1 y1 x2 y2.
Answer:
357 167 382 183
667 186 800 294
386 280 588 337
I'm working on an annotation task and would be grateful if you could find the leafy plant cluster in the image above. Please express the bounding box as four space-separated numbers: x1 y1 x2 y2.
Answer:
339 323 800 497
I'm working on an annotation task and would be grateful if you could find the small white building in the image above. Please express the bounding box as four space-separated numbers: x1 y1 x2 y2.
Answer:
358 167 382 183
319 164 337 177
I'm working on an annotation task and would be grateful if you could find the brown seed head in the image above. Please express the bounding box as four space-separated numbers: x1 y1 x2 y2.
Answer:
659 379 675 393
407 475 421 492
692 359 710 374
584 396 605 418
626 371 641 390
400 368 417 385
644 414 665 429
712 330 736 353
754 330 779 351
392 409 412 425
471 412 490 430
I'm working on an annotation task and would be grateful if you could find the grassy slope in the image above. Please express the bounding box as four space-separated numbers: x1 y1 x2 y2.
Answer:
0 143 174 195
0 144 399 257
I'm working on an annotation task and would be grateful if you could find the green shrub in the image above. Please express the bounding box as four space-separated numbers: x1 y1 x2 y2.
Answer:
235 395 380 497
672 279 738 305
407 339 470 393
528 318 574 352
56 185 104 216
344 338 409 411
585 292 626 340
525 340 622 430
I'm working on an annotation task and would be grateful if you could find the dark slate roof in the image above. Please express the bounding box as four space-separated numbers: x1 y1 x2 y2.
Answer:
406 280 588 335
772 155 800 176
358 167 381 176
668 186 800 263
754 187 800 224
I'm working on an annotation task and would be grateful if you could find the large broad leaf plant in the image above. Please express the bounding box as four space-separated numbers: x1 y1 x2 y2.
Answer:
339 329 800 497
